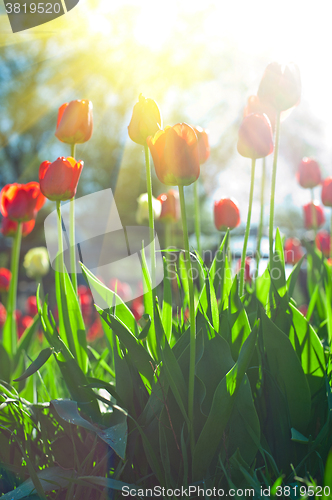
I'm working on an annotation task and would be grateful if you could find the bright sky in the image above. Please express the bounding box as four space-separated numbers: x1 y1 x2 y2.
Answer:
80 0 332 142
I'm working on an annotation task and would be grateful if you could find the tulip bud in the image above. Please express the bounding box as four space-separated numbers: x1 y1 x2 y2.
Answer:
257 62 301 112
147 123 200 186
243 95 276 131
237 113 274 159
322 177 332 207
26 295 38 317
193 126 210 164
297 158 322 189
23 247 50 279
315 230 331 257
131 296 144 321
0 182 45 223
128 94 162 146
214 198 240 231
1 217 35 238
55 100 93 145
18 315 34 339
39 157 84 202
157 189 179 223
0 268 11 292
284 237 304 265
136 193 162 224
236 257 252 284
0 302 6 328
303 202 325 230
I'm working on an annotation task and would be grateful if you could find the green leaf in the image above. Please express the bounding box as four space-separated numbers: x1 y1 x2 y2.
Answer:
210 230 229 298
192 322 258 480
228 277 251 360
51 399 127 459
162 256 173 344
81 262 137 335
154 301 189 427
0 343 11 383
14 348 53 382
261 311 311 433
0 467 76 500
323 448 332 498
289 303 325 396
287 256 304 297
101 312 154 386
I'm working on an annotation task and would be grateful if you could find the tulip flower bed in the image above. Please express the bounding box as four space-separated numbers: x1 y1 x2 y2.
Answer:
1 64 332 500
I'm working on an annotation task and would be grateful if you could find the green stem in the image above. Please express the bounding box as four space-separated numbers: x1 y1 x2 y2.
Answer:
165 221 171 251
70 143 78 294
255 157 266 278
311 188 317 240
56 201 65 277
269 111 281 266
4 222 22 355
144 144 156 288
330 210 332 261
178 185 196 455
240 159 256 296
193 180 201 256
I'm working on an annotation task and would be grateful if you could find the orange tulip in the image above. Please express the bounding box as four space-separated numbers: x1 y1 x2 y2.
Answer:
39 157 84 201
147 123 200 186
128 94 162 146
257 62 301 112
0 182 45 223
55 100 93 144
193 126 210 164
237 113 273 159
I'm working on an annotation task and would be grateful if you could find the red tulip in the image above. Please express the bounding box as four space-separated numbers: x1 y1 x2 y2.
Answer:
0 303 6 328
87 318 103 342
243 95 276 131
0 268 11 292
147 123 200 186
322 177 332 207
26 296 38 317
109 278 132 302
157 189 180 223
39 157 84 201
315 230 331 257
303 202 325 229
237 113 274 159
128 94 162 146
214 198 240 231
1 217 35 238
0 182 45 223
193 126 210 164
284 238 304 265
55 100 93 145
236 257 252 284
297 158 322 189
257 62 301 111
131 296 144 321
18 315 34 339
